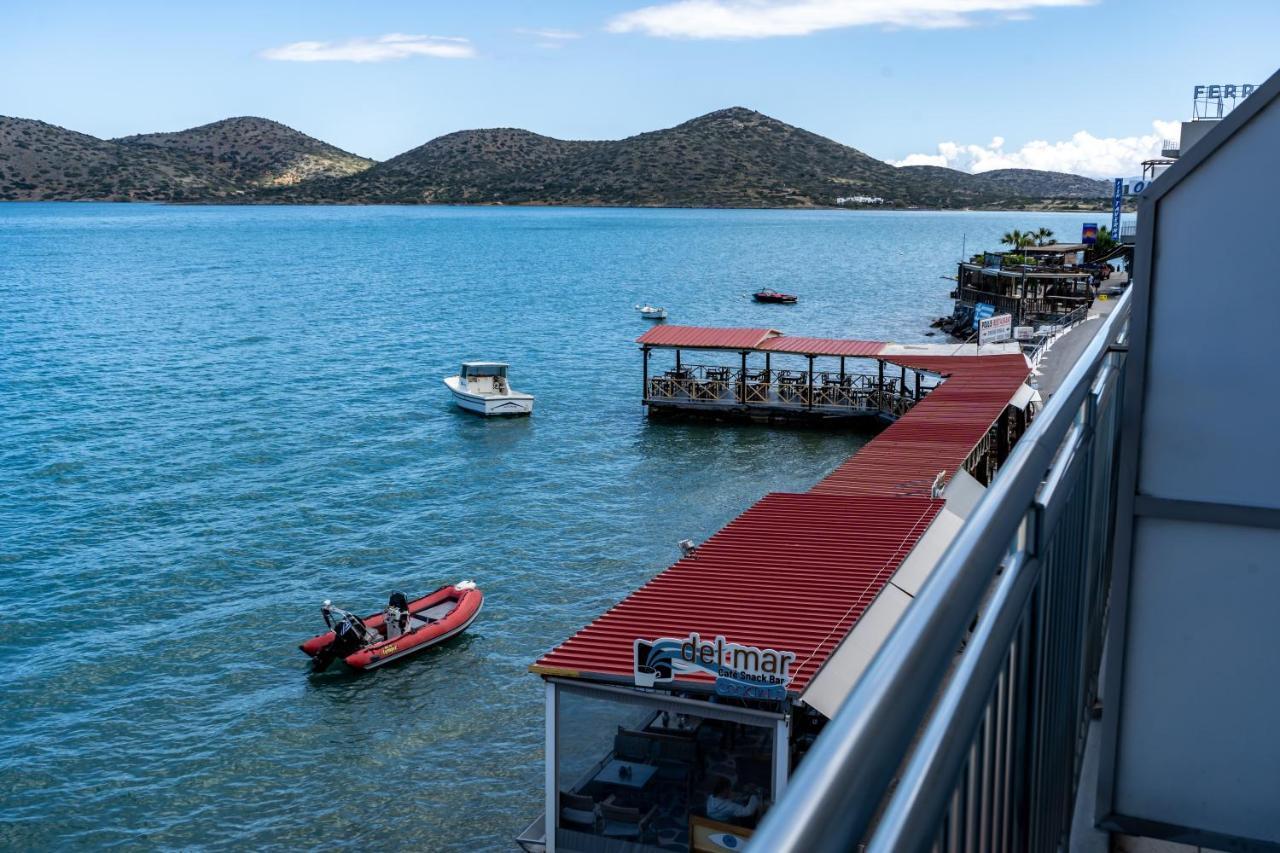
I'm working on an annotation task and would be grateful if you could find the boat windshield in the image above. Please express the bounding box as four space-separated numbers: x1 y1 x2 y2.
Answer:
462 363 508 378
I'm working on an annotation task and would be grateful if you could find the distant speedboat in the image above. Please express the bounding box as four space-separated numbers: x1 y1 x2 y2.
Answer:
444 362 534 417
753 289 798 304
635 304 668 320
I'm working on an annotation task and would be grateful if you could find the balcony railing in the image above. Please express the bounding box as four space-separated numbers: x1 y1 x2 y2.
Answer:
749 288 1132 852
645 365 921 418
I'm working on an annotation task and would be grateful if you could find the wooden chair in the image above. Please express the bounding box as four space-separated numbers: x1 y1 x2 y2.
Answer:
559 791 601 831
600 801 657 840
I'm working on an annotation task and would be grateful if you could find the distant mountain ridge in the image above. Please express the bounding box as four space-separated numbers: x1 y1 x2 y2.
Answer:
0 108 1109 208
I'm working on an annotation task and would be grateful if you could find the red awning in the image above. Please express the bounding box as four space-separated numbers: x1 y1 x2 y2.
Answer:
531 492 944 694
636 325 781 350
758 336 886 357
812 354 1031 497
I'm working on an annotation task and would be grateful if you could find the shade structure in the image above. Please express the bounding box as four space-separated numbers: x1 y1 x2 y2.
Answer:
812 353 1031 498
757 336 886 358
532 492 944 694
636 325 782 350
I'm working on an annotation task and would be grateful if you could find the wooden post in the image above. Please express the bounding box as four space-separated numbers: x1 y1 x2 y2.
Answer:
643 346 650 401
877 359 885 412
899 364 906 395
675 349 681 372
807 355 815 410
914 370 921 401
839 356 846 379
738 350 747 404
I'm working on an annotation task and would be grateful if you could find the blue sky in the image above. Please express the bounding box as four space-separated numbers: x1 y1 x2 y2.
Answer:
5 0 1277 176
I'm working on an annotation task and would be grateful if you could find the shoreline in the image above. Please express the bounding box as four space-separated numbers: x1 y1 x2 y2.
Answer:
0 198 1118 213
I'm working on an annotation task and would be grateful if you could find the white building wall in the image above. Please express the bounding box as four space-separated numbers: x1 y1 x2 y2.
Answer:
1102 71 1280 848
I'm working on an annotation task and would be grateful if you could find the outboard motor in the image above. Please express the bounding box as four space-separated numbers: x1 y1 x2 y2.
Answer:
312 607 373 673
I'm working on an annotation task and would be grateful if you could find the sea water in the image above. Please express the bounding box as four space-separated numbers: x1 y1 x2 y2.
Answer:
0 203 1095 850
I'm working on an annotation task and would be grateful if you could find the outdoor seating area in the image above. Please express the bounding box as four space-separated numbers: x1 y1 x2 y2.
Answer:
646 363 926 420
555 705 775 853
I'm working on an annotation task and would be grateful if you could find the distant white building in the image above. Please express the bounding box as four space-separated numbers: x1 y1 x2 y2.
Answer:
835 195 884 206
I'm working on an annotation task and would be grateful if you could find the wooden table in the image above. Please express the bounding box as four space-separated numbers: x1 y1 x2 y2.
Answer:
592 760 658 789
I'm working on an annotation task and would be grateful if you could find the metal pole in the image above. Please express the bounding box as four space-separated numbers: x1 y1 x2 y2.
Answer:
545 682 558 853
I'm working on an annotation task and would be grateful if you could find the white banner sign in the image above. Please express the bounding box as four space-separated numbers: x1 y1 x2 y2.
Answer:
979 313 1012 345
1014 326 1034 341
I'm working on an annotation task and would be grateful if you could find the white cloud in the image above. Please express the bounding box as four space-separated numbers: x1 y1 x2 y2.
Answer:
261 33 475 62
515 28 582 49
891 120 1181 178
516 28 582 40
607 0 1093 39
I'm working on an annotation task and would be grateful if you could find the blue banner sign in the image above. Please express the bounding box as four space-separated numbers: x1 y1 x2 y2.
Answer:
1111 178 1123 241
973 301 995 331
1082 223 1098 245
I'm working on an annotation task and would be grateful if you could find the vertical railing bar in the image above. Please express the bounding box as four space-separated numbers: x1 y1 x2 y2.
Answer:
964 742 979 853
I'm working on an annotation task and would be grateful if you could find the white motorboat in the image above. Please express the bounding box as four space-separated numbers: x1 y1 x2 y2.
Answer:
444 362 534 417
635 304 668 320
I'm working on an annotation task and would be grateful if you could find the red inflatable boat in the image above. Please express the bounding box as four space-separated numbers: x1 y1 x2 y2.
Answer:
300 581 483 671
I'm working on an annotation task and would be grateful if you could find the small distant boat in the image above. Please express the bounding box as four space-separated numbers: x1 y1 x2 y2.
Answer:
635 304 668 320
300 581 483 672
753 289 798 304
444 361 534 417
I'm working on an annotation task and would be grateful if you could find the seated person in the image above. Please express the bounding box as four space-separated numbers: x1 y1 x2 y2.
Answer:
384 592 410 639
705 776 760 825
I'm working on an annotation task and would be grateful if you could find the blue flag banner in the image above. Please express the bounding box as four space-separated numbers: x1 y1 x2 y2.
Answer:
1111 179 1123 239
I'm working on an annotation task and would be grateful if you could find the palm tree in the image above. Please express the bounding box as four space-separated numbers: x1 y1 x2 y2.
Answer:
1034 227 1054 246
1001 229 1028 250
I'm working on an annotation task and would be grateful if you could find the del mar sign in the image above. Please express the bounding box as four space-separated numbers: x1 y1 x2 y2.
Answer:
634 632 795 700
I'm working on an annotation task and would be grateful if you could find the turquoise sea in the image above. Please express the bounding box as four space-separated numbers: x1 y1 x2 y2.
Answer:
0 204 1095 850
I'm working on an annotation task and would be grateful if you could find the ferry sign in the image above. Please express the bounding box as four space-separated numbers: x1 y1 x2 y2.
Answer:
979 313 1012 345
1194 84 1256 100
634 632 795 700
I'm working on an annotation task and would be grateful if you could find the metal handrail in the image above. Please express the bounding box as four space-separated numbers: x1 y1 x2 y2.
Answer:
749 287 1132 852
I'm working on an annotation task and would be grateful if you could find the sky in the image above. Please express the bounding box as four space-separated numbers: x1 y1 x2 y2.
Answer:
4 0 1278 178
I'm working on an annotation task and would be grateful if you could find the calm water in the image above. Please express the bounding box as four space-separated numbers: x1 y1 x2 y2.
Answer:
0 204 1094 850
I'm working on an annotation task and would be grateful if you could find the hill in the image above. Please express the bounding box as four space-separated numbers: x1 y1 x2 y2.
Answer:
116 117 373 187
0 117 240 201
1 109 1111 208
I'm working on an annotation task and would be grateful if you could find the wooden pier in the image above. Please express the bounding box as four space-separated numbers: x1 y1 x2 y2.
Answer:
639 326 934 424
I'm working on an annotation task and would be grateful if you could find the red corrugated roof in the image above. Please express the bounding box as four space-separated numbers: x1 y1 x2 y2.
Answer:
636 325 781 350
532 493 943 693
812 354 1030 497
758 336 886 357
